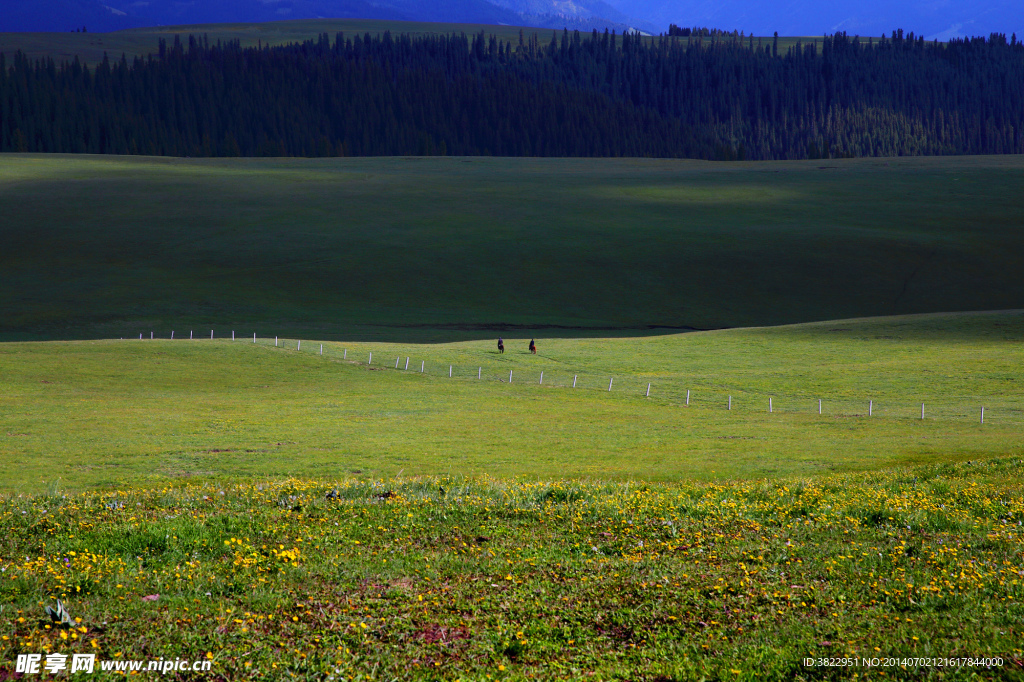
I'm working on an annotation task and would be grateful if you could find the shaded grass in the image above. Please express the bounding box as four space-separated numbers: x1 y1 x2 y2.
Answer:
2 155 1024 342
1 312 1022 494
1 457 1021 680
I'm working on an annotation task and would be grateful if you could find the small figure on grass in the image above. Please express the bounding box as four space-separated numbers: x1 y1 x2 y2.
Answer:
497 337 504 354
529 339 537 354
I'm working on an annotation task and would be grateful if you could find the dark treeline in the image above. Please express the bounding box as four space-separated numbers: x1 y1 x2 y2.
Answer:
2 28 1023 159
668 25 744 38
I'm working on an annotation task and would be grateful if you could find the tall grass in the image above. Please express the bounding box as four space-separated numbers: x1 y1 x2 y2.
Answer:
1 457 1020 680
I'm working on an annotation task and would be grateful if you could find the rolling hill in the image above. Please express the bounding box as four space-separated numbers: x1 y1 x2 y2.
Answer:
1 154 1023 342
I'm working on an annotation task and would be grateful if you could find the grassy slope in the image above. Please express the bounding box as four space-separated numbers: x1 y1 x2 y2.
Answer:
1 312 1021 494
0 19 541 66
0 19 820 65
2 155 1024 342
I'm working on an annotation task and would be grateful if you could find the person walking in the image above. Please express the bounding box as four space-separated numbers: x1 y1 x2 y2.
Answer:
497 337 504 354
529 338 537 354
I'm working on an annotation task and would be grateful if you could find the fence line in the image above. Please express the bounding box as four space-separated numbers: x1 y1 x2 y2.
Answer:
124 331 1023 425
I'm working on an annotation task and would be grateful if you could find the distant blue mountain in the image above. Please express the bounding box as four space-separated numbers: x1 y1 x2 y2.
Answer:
0 0 516 33
2 0 136 33
0 0 643 33
601 0 1023 40
1 0 1020 38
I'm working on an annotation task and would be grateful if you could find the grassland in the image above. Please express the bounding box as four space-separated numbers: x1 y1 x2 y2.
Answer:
0 19 824 66
1 458 1021 680
0 311 1021 495
1 148 1022 675
6 316 1020 680
2 154 1024 343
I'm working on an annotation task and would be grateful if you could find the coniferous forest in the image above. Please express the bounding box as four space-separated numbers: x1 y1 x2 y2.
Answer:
1 28 1023 159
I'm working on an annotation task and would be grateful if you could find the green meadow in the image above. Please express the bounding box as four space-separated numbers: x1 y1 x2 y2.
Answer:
0 19 823 66
2 154 1024 342
1 311 1021 494
2 460 1021 680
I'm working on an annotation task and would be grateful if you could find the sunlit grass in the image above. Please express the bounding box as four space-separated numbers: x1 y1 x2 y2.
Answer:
1 312 1022 494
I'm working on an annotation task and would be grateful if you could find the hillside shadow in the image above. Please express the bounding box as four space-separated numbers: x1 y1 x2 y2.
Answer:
5 310 1024 344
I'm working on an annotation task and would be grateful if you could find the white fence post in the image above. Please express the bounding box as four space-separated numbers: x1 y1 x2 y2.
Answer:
139 333 142 340
344 349 347 359
406 358 410 370
369 352 372 364
573 375 577 388
253 333 256 343
275 336 278 347
449 365 452 378
191 330 193 339
396 357 400 369
769 397 773 413
211 330 213 339
320 344 323 355
921 403 925 419
728 395 732 410
608 378 613 391
646 383 651 397
818 399 822 415
232 331 235 340
981 406 985 424
540 372 543 385
686 389 690 406
478 367 481 379
171 331 174 339
297 340 301 351
509 370 513 383
869 400 873 416
421 361 424 373
150 332 153 340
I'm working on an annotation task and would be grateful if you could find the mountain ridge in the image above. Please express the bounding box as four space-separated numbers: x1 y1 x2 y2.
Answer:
0 0 655 35
1 0 1021 43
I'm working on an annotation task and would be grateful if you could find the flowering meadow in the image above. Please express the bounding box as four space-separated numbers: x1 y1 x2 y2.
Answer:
2 457 1022 680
